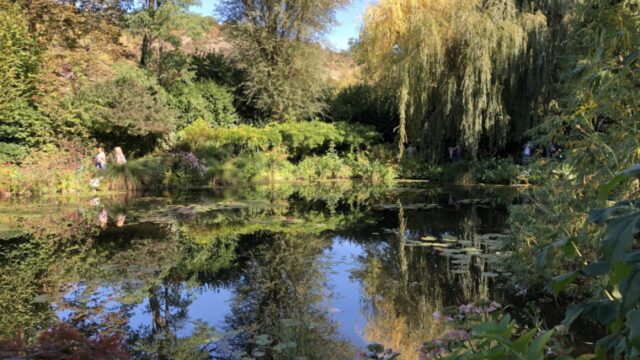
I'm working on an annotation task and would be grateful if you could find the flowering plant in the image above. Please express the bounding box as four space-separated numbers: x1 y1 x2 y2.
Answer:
420 301 575 359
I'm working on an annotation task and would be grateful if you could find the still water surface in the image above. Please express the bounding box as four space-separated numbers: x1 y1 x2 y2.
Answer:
0 183 519 359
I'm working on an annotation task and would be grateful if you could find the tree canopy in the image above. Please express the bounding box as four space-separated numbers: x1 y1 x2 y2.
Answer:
217 0 349 121
358 0 558 160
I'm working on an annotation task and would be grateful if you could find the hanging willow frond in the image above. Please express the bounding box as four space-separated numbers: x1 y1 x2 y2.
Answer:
359 0 556 160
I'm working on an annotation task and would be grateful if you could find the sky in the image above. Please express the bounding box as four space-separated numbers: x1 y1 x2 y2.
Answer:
190 0 376 51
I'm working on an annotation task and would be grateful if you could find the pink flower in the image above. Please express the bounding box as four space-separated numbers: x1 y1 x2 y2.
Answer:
432 311 442 320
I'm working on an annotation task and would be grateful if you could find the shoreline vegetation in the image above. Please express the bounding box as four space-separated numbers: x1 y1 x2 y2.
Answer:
1 0 639 358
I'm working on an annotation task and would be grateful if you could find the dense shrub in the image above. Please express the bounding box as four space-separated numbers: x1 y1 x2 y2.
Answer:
296 152 352 180
330 83 397 141
71 63 177 155
0 2 49 155
177 119 382 160
0 143 30 164
472 158 522 185
170 81 239 128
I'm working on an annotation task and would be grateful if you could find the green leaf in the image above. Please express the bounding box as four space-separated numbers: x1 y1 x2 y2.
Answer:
581 261 610 277
621 268 640 313
527 330 555 360
598 174 629 200
601 213 640 264
580 301 619 325
623 49 640 67
549 271 579 294
560 304 587 331
626 310 640 350
513 328 538 353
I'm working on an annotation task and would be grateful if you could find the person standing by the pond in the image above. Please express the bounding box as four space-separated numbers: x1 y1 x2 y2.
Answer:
523 142 532 164
95 146 107 170
545 142 556 158
453 144 462 162
114 146 127 165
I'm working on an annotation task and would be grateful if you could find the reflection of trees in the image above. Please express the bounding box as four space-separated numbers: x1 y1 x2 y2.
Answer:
221 231 355 360
128 283 220 360
353 199 508 360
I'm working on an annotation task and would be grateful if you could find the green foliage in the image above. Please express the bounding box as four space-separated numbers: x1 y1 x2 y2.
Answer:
0 1 49 153
0 1 41 106
0 143 30 164
126 0 201 67
0 145 91 196
170 81 239 128
472 158 524 185
72 63 178 154
330 83 397 141
507 0 640 288
177 119 382 160
547 166 640 358
399 157 531 185
218 0 348 121
359 0 561 159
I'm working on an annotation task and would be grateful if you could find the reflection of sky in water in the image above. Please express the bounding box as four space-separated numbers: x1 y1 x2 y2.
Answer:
114 238 368 346
55 239 369 348
127 286 233 338
323 237 367 347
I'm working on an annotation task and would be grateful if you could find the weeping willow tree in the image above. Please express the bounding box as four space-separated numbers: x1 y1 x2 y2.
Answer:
358 0 560 160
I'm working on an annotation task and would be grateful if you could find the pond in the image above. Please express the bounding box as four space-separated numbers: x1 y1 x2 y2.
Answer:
0 182 521 359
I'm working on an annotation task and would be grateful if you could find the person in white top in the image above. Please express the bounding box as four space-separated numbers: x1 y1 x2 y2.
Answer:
114 146 127 165
95 146 107 170
523 142 532 164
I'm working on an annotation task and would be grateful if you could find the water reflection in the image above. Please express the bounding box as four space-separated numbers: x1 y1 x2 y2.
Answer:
0 183 519 358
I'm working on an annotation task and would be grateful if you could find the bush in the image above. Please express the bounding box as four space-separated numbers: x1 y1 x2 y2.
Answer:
472 158 522 185
71 63 178 155
350 156 397 184
170 81 239 128
101 156 172 191
330 83 397 141
177 119 382 160
0 142 30 164
296 152 352 181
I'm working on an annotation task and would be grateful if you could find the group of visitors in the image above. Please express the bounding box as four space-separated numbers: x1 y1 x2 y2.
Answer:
523 141 564 163
94 146 127 170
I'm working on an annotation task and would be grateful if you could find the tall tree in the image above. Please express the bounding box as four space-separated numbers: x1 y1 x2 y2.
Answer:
217 0 349 121
0 0 49 152
358 0 569 160
127 0 201 67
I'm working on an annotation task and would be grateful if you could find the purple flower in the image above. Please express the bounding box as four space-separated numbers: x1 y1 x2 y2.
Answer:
458 303 476 314
445 330 470 341
433 311 442 320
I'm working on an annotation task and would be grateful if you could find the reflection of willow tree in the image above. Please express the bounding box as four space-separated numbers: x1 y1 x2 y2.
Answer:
456 205 489 300
221 231 355 360
353 200 505 360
